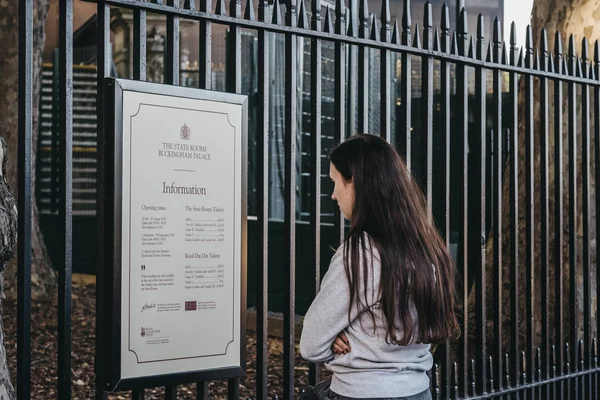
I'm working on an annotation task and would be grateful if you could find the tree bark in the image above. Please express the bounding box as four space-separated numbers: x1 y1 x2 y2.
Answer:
0 0 55 301
0 2 54 396
0 137 18 400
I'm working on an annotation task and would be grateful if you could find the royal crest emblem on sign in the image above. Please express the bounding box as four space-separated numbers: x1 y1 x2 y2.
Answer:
180 124 191 140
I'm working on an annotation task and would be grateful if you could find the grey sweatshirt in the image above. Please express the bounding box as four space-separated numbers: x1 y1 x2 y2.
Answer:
299 241 432 398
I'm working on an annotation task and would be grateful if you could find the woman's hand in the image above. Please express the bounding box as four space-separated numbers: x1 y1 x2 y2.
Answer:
331 331 350 355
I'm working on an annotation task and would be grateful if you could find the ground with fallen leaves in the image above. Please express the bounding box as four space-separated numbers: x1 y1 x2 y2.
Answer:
2 280 329 399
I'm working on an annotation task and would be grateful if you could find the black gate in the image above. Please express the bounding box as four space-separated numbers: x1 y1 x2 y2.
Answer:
16 0 600 399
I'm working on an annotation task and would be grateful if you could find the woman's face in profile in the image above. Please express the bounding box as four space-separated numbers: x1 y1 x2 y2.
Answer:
329 162 354 220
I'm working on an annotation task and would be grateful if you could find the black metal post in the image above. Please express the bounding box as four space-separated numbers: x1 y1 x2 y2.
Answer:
334 0 347 244
554 31 565 400
380 0 392 141
199 0 212 89
256 0 270 399
95 2 111 399
52 49 60 213
357 0 369 134
581 38 592 400
457 7 468 397
196 382 209 400
165 0 180 85
284 0 298 396
420 2 433 209
492 16 503 397
256 0 271 400
399 0 412 168
439 6 451 397
133 3 147 81
567 34 578 381
18 0 33 397
472 13 487 395
309 0 322 385
539 28 550 399
525 25 535 397
165 385 177 400
509 22 520 398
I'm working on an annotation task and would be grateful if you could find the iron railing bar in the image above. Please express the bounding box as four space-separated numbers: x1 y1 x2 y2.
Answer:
347 42 357 138
225 0 242 395
524 27 535 394
58 1 74 399
438 8 451 396
492 18 503 395
567 38 578 375
51 50 60 213
473 16 486 394
256 3 270 398
433 364 441 400
380 51 391 140
165 386 177 400
308 0 322 385
165 0 180 85
18 0 33 397
131 390 144 400
420 4 433 209
226 0 241 93
535 350 541 400
595 46 600 400
380 0 391 142
95 2 111 400
283 0 298 397
590 338 600 400
509 24 520 397
196 381 209 400
581 41 592 400
199 0 212 89
554 33 565 400
456 7 469 397
133 5 147 81
196 0 212 380
580 341 587 400
400 0 412 170
551 344 557 400
357 0 368 134
566 343 572 399
539 30 550 392
228 378 239 400
334 0 346 246
575 343 581 399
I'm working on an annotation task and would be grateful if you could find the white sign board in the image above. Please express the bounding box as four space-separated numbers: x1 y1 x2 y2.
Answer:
99 79 247 391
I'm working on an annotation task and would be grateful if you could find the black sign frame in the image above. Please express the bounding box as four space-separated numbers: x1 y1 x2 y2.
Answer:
96 78 248 393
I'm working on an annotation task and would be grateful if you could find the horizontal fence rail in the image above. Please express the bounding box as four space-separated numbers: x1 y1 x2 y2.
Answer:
15 0 600 398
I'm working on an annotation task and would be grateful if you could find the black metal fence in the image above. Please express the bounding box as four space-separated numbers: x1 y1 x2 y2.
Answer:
16 0 600 399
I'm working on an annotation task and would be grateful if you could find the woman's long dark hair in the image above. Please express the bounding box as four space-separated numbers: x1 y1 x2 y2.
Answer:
330 134 460 345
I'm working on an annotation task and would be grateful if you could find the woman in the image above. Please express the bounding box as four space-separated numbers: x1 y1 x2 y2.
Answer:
299 134 460 400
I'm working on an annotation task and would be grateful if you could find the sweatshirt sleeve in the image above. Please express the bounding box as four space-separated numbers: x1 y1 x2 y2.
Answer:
299 245 379 363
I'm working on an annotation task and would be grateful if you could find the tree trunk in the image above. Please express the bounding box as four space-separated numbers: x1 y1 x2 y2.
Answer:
0 0 55 301
0 2 54 397
0 138 18 400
